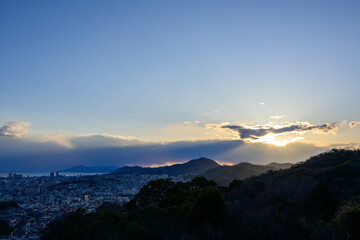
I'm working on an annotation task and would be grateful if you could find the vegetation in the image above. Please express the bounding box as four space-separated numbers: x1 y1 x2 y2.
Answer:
200 162 292 186
335 201 360 240
0 200 18 211
41 149 360 240
0 219 11 237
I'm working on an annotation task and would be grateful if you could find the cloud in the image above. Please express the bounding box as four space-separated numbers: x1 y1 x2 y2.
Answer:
69 134 149 148
204 110 220 116
44 134 149 149
0 122 31 138
259 102 266 106
0 130 354 172
208 121 338 142
0 135 243 172
339 120 348 128
270 115 285 119
349 121 360 128
0 120 357 172
183 121 200 125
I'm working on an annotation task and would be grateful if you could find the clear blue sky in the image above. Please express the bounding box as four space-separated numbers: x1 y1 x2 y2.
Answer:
1 1 360 171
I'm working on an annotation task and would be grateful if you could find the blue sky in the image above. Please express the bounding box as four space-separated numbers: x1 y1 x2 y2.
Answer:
1 1 360 171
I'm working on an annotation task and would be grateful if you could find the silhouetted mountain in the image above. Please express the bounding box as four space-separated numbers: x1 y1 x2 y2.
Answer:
266 162 293 169
59 165 118 173
201 161 292 186
111 157 219 176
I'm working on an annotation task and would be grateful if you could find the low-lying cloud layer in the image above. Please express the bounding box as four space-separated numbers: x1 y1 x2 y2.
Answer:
0 119 359 172
0 134 328 172
0 135 243 171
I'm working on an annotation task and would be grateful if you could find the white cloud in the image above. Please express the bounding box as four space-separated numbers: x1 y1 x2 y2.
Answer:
44 134 150 149
339 120 348 128
270 115 285 119
259 102 266 106
204 110 220 116
349 121 360 128
0 122 31 138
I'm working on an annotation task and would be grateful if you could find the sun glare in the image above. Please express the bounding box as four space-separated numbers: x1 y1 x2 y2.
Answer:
249 133 303 147
256 133 286 146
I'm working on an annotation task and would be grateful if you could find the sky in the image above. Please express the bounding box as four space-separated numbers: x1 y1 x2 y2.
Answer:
1 0 360 171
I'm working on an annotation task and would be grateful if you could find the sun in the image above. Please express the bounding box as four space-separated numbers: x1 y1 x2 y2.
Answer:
257 133 286 146
249 133 301 147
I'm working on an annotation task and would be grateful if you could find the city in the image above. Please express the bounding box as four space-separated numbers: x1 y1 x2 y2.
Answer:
0 172 186 239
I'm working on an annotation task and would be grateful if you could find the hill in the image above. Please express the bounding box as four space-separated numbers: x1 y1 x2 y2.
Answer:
224 149 360 239
201 161 292 186
111 157 219 176
59 165 118 173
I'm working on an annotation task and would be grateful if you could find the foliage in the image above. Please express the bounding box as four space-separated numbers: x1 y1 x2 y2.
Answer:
229 179 242 190
335 202 360 240
0 200 18 211
0 219 11 237
41 177 226 240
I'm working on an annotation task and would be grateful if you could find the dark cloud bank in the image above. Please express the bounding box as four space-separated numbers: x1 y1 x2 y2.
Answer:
0 135 327 172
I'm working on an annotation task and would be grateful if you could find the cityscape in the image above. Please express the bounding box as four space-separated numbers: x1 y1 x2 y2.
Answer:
0 172 185 239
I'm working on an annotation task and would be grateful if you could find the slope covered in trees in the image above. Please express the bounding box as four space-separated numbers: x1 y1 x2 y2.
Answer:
200 161 292 186
41 149 360 240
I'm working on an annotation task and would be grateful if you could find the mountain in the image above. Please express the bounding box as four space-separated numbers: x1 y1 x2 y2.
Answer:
201 161 292 186
59 166 118 173
111 157 219 176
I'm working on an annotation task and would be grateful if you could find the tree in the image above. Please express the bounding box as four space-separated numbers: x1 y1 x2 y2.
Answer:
125 179 175 211
0 220 11 237
187 177 217 189
335 202 360 240
188 187 228 229
229 179 242 190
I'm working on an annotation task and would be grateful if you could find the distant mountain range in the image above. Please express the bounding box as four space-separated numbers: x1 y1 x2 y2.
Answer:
60 158 293 185
110 157 292 185
200 162 293 186
60 166 118 173
110 157 220 176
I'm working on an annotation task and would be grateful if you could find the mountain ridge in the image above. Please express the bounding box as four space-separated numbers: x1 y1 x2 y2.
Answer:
110 157 219 176
200 161 293 186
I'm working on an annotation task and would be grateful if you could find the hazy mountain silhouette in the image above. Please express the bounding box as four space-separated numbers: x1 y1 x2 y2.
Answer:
111 157 219 176
60 165 118 173
200 161 292 186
